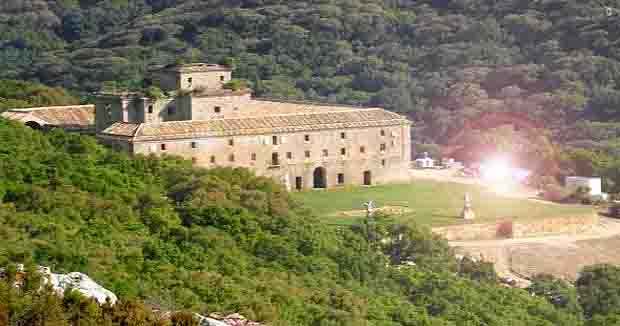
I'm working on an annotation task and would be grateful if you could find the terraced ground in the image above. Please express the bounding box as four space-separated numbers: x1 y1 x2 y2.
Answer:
451 218 620 283
292 180 593 226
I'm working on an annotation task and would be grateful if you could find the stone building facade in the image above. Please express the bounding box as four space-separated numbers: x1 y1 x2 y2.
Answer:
95 63 412 190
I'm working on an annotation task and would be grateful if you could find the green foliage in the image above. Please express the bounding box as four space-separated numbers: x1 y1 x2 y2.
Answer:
577 264 620 318
0 120 585 325
222 79 248 91
528 274 583 316
143 86 164 100
0 80 79 111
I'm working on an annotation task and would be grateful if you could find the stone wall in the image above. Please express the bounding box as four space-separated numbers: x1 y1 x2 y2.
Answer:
132 123 411 190
179 70 231 91
190 93 253 120
433 214 599 241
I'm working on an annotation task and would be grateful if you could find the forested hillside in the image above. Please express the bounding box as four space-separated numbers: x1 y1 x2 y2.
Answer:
4 0 620 147
9 118 620 325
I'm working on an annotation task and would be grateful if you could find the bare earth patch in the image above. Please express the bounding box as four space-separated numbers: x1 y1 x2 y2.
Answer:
451 217 620 284
335 206 413 217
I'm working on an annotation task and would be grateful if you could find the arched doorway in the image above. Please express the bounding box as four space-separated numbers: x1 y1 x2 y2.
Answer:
25 121 42 130
313 167 326 189
363 171 372 186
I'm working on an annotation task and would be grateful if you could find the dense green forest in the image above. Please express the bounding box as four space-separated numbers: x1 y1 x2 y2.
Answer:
3 117 620 325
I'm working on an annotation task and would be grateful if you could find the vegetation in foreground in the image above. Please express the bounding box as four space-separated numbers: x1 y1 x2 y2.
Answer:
292 181 594 226
0 118 603 325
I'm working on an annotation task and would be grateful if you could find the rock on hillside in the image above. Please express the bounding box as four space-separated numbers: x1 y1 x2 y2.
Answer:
0 265 117 305
39 266 118 305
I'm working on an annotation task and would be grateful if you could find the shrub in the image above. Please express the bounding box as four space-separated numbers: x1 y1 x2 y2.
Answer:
143 86 164 99
496 221 513 238
223 79 248 91
542 184 572 202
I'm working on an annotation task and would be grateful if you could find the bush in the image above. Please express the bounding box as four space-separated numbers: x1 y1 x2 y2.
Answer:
223 79 248 91
143 86 164 99
496 221 513 238
542 184 572 202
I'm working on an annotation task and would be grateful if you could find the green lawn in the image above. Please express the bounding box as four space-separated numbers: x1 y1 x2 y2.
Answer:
292 180 595 227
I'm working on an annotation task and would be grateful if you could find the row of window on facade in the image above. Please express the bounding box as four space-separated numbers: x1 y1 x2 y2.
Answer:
187 153 388 169
146 105 228 115
160 142 390 160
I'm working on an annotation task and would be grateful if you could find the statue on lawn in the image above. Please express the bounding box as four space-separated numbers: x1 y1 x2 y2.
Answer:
363 200 376 218
461 193 476 220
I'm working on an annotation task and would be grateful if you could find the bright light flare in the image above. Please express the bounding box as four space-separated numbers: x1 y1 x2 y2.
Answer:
480 157 511 182
479 156 530 193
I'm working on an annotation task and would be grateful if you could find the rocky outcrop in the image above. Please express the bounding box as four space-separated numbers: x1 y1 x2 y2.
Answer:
0 265 117 305
38 266 118 305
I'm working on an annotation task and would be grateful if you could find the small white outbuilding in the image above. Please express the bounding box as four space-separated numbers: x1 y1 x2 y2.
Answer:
565 176 602 196
415 152 435 169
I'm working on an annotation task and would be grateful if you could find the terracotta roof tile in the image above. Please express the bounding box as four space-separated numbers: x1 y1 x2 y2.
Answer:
100 122 141 137
1 105 95 130
100 108 409 141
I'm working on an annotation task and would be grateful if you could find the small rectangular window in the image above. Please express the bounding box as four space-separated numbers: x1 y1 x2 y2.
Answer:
229 154 235 162
160 144 166 151
168 106 176 115
251 153 257 161
304 134 310 142
380 143 386 152
360 146 366 153
322 149 328 157
337 173 345 184
188 77 193 84
305 150 311 158
382 159 386 167
220 76 225 81
228 139 234 146
272 136 279 145
380 129 386 136
215 106 221 113
340 132 346 139
210 156 216 163
286 152 292 159
148 105 153 114
272 153 279 166
340 148 346 156
191 142 198 149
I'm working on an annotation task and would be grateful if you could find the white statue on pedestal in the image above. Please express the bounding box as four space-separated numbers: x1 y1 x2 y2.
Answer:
461 193 476 220
363 200 376 218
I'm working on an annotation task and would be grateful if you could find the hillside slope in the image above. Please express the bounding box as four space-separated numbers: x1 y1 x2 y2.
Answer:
0 118 586 325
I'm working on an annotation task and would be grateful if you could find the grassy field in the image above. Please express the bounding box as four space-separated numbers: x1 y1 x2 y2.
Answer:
292 180 595 227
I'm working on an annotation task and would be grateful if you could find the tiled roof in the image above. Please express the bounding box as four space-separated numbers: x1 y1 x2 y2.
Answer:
1 105 95 130
100 122 141 137
159 63 232 73
100 108 408 141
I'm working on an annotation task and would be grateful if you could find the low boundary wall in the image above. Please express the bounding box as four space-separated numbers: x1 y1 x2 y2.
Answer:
432 215 599 241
